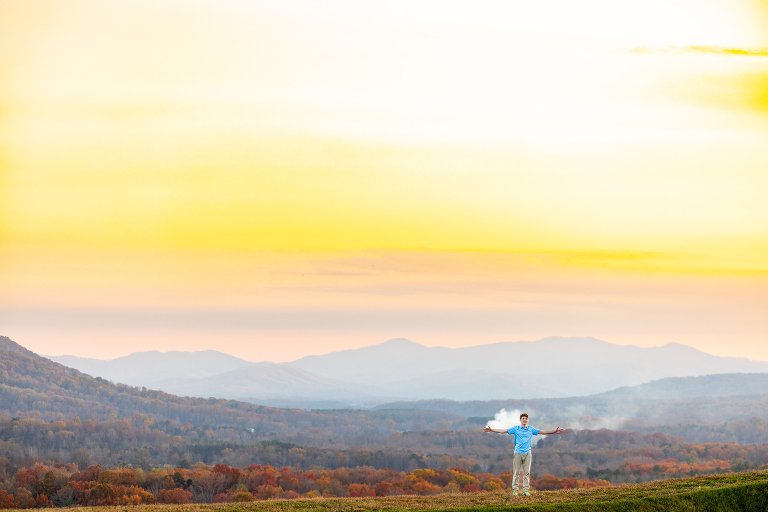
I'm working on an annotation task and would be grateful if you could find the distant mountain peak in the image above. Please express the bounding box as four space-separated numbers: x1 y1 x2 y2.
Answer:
46 348 258 387
378 338 423 347
659 342 704 351
534 336 609 345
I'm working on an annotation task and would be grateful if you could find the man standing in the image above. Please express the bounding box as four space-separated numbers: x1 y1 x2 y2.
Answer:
484 412 564 496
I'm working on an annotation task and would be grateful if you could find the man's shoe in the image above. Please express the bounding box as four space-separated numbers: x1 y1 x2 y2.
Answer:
523 491 531 497
512 491 518 496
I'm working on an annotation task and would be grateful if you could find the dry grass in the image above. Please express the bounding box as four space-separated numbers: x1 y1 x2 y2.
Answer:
80 470 768 512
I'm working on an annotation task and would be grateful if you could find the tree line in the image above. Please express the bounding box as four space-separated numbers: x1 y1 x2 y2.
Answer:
0 461 612 508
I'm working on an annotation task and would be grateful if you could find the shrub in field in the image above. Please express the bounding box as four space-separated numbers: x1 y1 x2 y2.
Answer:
213 464 241 488
32 495 51 508
117 495 142 506
575 478 611 488
51 485 75 508
254 484 283 500
332 468 355 486
374 482 393 496
190 471 227 502
211 492 232 503
411 480 441 495
124 485 156 504
14 464 47 493
115 485 156 506
484 477 506 491
414 468 451 486
533 474 562 490
0 490 15 509
442 482 461 493
156 488 191 504
231 490 255 502
11 488 32 509
325 479 347 497
246 466 278 489
87 483 119 505
347 484 374 497
449 470 479 488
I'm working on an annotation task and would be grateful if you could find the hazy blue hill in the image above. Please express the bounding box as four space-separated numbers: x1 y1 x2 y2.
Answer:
47 349 258 387
152 363 395 404
386 369 560 400
600 372 768 399
44 337 768 405
289 338 450 383
289 336 768 398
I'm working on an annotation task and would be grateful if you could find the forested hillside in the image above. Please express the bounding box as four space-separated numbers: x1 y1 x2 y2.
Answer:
2 335 768 497
601 373 768 399
0 336 274 425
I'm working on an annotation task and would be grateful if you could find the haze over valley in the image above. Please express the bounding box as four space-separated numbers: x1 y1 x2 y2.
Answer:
46 336 768 409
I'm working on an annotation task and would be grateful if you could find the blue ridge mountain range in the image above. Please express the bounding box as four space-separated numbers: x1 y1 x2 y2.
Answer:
46 337 768 408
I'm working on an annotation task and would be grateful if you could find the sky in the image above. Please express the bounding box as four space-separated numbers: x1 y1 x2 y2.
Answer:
1 0 767 362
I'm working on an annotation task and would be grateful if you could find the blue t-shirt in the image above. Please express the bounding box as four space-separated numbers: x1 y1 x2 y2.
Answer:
507 425 540 454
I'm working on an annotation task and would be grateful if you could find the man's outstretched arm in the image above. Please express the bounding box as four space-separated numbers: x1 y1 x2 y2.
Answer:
483 426 509 434
538 427 565 435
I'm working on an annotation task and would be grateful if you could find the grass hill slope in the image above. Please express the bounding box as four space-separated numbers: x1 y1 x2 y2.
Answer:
79 471 768 511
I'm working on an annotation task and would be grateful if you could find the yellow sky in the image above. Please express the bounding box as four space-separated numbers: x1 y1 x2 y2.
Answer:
1 0 767 361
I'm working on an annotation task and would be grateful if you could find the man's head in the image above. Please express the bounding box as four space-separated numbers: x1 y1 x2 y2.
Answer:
520 413 529 427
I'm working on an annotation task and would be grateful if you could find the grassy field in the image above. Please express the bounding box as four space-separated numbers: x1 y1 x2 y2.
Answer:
86 471 768 512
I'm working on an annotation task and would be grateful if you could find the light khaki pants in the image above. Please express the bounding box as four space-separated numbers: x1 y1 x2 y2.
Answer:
512 452 532 492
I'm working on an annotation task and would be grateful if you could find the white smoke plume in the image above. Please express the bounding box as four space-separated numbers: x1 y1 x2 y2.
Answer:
487 404 634 433
556 404 629 431
485 408 523 430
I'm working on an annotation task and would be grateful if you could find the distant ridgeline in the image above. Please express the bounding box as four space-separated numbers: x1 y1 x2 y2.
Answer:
45 337 768 406
1 336 768 485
